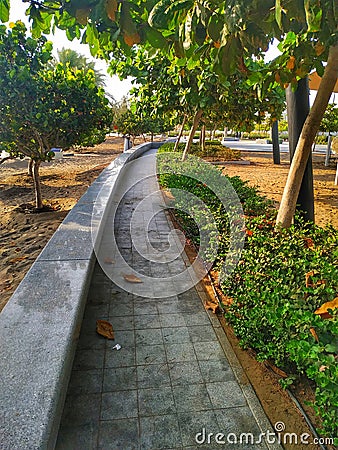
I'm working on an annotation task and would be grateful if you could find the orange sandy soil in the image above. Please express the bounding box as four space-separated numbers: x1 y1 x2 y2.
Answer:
0 137 124 312
222 151 338 228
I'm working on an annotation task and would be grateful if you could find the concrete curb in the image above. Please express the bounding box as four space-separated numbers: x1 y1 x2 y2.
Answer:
0 141 162 450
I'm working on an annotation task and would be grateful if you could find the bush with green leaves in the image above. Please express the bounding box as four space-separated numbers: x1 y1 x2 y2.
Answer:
159 142 241 160
158 148 338 440
221 217 338 441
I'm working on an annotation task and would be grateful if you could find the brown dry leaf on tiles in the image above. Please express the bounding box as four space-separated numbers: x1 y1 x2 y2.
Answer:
96 320 115 340
315 297 338 319
104 257 115 265
204 299 219 314
123 274 143 283
309 327 319 342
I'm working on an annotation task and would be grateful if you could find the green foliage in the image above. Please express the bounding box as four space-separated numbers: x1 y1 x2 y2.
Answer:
159 142 241 160
157 149 272 268
320 103 338 133
0 22 113 206
221 218 338 441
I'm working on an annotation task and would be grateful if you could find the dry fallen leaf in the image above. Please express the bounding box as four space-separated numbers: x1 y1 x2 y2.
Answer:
319 365 329 372
204 299 219 314
9 256 27 264
305 270 325 288
315 297 338 319
104 257 115 265
96 320 115 340
309 327 319 342
123 274 143 283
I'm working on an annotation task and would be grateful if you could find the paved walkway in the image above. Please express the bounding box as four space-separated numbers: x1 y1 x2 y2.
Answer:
56 149 280 450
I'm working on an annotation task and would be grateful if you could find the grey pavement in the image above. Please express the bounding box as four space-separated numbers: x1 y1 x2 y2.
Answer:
56 148 281 450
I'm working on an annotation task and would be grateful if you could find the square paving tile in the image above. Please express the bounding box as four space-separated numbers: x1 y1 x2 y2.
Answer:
173 384 212 413
103 367 137 392
137 363 171 388
165 342 197 363
188 325 218 343
182 312 211 326
136 343 167 365
101 390 138 420
193 341 226 361
134 301 158 315
135 328 163 346
169 361 203 386
206 381 247 409
111 329 135 347
198 359 235 383
162 326 191 344
178 410 221 447
56 423 99 450
105 346 136 368
109 315 135 331
73 348 105 371
109 302 134 317
60 393 101 427
157 299 180 314
160 313 186 328
138 386 176 416
134 314 161 329
98 419 139 450
139 414 182 449
67 369 103 395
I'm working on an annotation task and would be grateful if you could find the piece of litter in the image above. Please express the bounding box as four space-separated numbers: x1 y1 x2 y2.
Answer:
113 344 121 350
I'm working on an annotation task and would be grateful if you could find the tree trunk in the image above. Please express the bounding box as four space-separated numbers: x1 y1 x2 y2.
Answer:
174 115 186 152
182 109 203 161
286 78 314 224
271 121 280 165
276 43 338 228
325 134 332 166
32 160 43 210
28 158 33 177
201 124 206 153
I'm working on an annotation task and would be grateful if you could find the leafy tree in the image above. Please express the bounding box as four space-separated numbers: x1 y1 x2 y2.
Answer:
0 22 113 209
320 103 338 134
55 47 106 86
3 0 337 226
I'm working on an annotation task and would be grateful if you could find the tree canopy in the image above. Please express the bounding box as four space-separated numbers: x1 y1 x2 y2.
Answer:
0 21 113 209
0 1 337 226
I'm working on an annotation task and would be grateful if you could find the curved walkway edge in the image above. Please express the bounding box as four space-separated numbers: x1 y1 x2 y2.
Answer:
0 142 162 450
56 147 283 450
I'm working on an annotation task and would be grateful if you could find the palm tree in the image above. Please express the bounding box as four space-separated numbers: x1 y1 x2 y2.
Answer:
55 48 106 87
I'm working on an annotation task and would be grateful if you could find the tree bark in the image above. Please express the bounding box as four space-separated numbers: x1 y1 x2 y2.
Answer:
276 43 338 228
271 121 280 165
286 78 314 223
28 158 33 177
182 109 203 161
174 115 186 152
201 124 206 153
32 160 43 210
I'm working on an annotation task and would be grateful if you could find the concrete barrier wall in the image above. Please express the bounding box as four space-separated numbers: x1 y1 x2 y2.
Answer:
0 141 163 450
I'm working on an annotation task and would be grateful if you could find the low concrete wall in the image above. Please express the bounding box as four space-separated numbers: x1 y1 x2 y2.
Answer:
0 141 162 450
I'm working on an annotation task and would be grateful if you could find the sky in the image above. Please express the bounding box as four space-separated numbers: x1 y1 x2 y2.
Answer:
7 0 337 107
8 0 134 102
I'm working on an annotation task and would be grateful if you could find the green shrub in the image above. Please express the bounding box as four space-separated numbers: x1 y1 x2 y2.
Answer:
221 218 338 441
159 141 241 160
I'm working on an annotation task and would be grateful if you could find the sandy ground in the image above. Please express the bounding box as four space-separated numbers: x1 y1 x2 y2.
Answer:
1 144 337 312
222 151 338 228
1 140 336 447
0 137 124 312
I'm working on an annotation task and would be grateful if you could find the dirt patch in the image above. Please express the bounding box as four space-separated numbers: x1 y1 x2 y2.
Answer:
222 151 338 228
0 137 124 312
